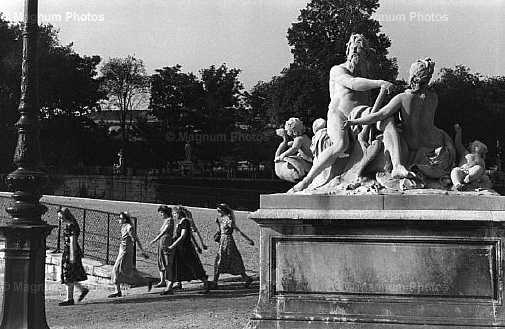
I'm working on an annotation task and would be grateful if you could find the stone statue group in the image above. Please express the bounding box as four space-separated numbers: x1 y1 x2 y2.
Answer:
275 34 491 194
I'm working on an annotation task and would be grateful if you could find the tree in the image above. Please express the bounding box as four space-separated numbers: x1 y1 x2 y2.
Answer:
252 66 327 126
39 43 103 118
100 55 150 171
0 17 104 173
149 65 204 128
252 0 398 131
287 0 397 81
199 64 245 132
432 65 505 167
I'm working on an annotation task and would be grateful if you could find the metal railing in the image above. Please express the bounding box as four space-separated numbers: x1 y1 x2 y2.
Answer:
42 202 140 266
0 196 151 266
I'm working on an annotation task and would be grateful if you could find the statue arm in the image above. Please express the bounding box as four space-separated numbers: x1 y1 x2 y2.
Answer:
279 136 303 159
349 95 402 125
332 66 386 91
453 124 468 157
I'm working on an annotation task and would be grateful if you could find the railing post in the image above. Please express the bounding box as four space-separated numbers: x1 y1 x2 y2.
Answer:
133 217 137 267
53 218 61 253
82 209 86 255
106 213 110 264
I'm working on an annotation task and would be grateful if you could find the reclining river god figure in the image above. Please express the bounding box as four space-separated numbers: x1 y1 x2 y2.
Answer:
291 33 410 192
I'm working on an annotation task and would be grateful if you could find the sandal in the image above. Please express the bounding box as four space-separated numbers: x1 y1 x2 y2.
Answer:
160 289 174 295
108 292 122 298
244 277 253 289
155 282 167 288
203 281 211 293
78 288 89 302
58 299 74 306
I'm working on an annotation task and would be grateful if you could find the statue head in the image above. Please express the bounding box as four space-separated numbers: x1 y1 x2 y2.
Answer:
312 118 326 134
408 58 435 93
345 33 370 76
470 140 488 159
285 117 305 137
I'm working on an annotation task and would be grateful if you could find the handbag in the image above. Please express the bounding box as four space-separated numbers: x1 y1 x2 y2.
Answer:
213 231 221 243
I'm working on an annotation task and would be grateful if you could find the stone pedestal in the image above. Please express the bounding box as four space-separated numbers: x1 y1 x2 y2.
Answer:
249 193 505 328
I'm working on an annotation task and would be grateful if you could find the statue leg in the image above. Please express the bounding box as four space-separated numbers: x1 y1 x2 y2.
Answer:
451 167 465 190
464 165 485 184
379 117 415 179
275 139 289 158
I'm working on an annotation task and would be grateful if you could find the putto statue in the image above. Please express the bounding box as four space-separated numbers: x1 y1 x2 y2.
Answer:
451 124 491 191
274 117 313 183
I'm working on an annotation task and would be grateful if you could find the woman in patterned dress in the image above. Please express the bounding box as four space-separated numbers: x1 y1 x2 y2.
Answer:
162 206 209 295
58 207 89 306
210 203 254 289
150 205 174 288
109 211 151 297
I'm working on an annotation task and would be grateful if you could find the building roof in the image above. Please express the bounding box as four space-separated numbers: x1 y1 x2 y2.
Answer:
86 110 160 125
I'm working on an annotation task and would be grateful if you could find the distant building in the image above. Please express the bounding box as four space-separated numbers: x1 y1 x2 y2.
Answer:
85 110 160 133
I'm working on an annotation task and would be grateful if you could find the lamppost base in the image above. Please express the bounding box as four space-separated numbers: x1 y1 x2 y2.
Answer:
0 223 55 329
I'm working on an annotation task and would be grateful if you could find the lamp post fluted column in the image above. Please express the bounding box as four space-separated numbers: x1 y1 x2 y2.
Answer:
0 0 55 328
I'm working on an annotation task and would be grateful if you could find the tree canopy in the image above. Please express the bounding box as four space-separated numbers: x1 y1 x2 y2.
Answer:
254 0 398 127
0 16 104 173
432 65 505 165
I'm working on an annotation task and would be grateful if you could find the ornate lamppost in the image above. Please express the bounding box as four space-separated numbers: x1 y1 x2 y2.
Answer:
0 0 55 328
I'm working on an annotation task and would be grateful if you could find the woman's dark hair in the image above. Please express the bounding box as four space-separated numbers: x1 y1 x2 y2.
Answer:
157 205 172 217
217 203 233 216
172 205 186 218
119 211 132 224
58 207 78 224
58 207 80 234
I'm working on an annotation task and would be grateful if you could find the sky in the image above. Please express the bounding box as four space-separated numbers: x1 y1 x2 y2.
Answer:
1 0 504 90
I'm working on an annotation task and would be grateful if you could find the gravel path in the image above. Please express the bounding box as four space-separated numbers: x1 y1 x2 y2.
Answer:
45 280 258 329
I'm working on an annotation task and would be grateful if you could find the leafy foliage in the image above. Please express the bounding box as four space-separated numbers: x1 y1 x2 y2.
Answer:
100 55 150 169
0 16 104 173
432 65 505 166
287 0 397 80
150 65 204 128
252 0 398 131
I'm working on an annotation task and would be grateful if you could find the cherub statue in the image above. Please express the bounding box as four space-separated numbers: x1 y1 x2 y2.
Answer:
450 124 489 191
274 117 313 183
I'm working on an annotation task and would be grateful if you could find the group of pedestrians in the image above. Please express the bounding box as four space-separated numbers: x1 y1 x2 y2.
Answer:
151 203 254 295
57 203 254 305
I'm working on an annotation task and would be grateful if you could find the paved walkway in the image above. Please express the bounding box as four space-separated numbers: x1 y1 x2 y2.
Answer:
45 278 258 329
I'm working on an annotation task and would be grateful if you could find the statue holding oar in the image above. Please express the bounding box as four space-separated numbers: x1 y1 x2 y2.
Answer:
290 34 399 192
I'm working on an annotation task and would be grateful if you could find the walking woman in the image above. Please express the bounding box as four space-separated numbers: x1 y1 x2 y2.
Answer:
150 205 174 288
183 207 208 253
58 207 89 306
109 211 151 297
162 205 209 295
211 203 254 289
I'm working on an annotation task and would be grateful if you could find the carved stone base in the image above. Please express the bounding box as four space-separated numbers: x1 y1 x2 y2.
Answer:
249 194 505 328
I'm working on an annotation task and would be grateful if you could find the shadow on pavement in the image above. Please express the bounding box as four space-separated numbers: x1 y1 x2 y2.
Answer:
83 282 260 306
